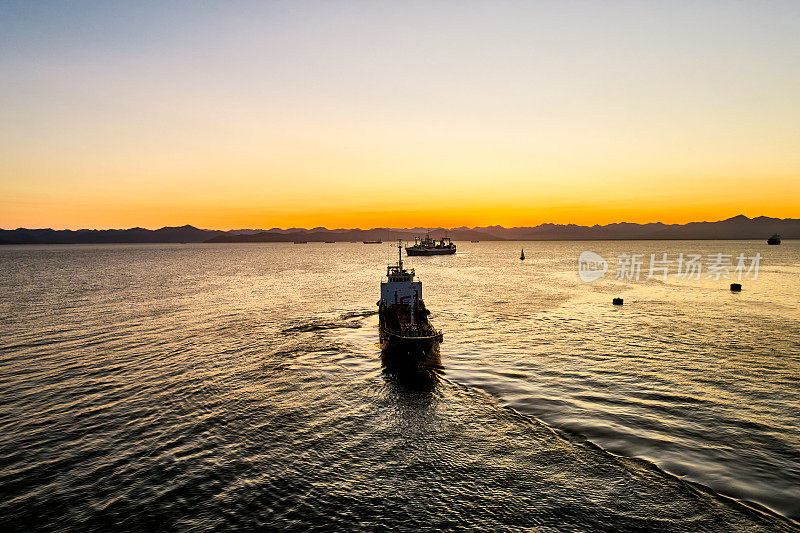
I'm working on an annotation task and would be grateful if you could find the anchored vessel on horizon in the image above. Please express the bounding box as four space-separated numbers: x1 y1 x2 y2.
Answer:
378 241 443 350
405 233 456 256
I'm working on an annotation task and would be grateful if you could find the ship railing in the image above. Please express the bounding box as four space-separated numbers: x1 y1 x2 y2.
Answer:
395 327 442 338
380 326 442 339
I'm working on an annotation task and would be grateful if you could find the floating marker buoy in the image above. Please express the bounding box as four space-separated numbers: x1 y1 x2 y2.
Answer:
730 283 742 292
612 297 623 305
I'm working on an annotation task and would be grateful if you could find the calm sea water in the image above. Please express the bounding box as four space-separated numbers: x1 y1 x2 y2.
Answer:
1 240 798 531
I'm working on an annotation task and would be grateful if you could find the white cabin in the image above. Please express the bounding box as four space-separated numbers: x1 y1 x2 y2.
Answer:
380 242 422 306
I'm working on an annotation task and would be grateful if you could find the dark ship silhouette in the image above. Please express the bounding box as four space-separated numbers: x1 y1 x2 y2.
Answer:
405 232 456 255
378 241 443 350
767 234 781 245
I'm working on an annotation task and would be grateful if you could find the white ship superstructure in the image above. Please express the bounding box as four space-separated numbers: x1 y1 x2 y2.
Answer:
378 241 442 348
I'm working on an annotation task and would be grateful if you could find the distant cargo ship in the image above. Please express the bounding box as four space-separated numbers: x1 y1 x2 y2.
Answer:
363 240 382 244
405 233 456 256
378 241 443 349
767 234 781 245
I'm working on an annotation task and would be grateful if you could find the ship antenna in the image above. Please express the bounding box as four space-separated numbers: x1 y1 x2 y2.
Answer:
397 239 403 269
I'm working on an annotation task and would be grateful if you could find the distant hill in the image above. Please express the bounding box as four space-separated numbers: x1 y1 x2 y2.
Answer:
469 215 800 240
1 216 798 244
208 215 800 242
205 228 497 243
0 225 223 244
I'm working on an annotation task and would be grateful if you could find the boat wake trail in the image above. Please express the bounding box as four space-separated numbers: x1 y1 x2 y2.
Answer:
281 321 362 333
339 310 378 319
281 309 377 334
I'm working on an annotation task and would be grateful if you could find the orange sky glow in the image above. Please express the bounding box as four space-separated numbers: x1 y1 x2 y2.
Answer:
2 2 799 230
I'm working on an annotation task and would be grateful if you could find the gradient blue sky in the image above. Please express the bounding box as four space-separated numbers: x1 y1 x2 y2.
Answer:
2 1 799 229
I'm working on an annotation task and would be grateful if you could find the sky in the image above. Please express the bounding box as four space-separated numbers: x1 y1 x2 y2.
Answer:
1 1 799 230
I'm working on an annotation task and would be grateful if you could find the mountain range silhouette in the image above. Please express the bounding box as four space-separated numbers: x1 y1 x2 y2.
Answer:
1 216 797 244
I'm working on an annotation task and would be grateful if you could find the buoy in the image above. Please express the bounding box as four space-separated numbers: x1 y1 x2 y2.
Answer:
520 248 525 260
612 297 623 305
730 283 742 292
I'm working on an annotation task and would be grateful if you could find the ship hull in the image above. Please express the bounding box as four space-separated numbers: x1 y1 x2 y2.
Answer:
405 247 456 256
381 342 443 383
380 329 443 348
378 304 442 352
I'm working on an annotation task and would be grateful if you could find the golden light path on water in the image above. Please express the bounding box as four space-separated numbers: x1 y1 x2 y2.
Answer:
0 240 798 530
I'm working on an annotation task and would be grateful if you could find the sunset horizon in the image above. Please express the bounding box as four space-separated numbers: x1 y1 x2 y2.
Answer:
3 2 799 232
4 210 800 233
3 2 800 531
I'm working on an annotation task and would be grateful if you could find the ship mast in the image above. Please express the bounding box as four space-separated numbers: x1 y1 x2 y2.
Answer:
397 239 403 270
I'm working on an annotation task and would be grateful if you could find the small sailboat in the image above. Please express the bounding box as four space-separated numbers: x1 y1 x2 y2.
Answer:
520 248 525 260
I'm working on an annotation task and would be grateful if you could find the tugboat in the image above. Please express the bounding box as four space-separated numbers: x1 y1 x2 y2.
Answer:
405 232 456 256
378 241 443 349
767 234 781 245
